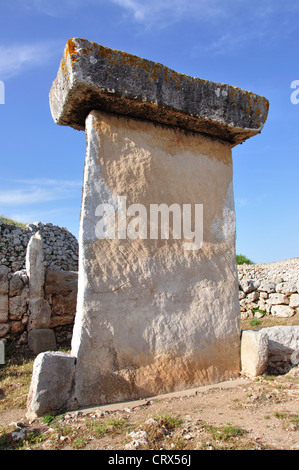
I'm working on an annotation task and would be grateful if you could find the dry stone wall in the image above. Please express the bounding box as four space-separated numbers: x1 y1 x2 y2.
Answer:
0 222 78 349
0 220 78 273
238 258 299 320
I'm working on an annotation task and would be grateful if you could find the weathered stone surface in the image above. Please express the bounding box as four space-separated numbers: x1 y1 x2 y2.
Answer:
276 282 297 295
0 339 5 364
49 38 269 145
27 352 76 418
260 326 299 374
45 267 78 315
70 110 241 407
258 281 276 293
9 294 28 319
240 330 268 377
28 298 51 330
289 293 299 308
0 323 10 338
26 232 45 299
271 305 295 318
0 295 8 323
240 279 260 294
10 321 25 334
261 326 299 352
0 266 9 295
9 271 27 296
266 293 289 306
28 329 57 355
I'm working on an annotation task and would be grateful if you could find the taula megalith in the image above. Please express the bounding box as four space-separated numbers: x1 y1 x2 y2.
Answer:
27 38 269 417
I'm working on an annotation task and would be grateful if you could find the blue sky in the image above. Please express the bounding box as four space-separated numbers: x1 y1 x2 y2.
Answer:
0 0 298 264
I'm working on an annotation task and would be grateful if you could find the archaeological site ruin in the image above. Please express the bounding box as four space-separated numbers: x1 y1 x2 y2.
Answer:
26 38 269 417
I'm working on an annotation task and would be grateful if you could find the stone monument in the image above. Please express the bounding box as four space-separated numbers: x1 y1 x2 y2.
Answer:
27 38 269 416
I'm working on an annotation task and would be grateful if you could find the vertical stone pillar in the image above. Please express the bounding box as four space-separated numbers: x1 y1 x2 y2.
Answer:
28 38 269 416
26 232 56 353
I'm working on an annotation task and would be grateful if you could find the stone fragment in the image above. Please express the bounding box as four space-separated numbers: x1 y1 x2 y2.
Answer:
266 293 289 306
26 351 76 418
240 279 260 294
289 293 299 308
26 232 45 299
271 305 295 318
258 281 276 293
9 271 27 297
247 291 259 302
241 330 268 377
28 329 57 355
276 282 297 295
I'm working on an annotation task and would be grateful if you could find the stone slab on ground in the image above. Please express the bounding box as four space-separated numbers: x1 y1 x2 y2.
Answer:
27 351 76 418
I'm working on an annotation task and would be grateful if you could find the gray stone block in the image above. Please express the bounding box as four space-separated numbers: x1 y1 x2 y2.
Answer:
28 329 57 355
27 351 76 418
49 38 269 145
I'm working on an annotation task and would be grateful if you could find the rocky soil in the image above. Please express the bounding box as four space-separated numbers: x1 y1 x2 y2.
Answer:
0 366 298 451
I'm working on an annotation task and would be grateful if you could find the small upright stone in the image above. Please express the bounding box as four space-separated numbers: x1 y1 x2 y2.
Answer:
241 330 268 377
26 351 76 418
26 232 45 299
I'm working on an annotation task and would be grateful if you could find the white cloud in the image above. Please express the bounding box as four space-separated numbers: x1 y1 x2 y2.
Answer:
0 179 81 205
0 40 61 79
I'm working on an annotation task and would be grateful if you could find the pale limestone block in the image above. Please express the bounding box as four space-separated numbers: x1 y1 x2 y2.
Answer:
271 305 295 317
70 110 241 407
289 294 299 308
241 330 268 377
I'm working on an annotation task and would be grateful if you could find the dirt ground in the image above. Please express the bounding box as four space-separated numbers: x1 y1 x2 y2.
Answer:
1 366 298 451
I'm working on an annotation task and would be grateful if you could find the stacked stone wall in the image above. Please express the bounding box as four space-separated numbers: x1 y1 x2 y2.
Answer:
0 220 78 273
238 258 299 320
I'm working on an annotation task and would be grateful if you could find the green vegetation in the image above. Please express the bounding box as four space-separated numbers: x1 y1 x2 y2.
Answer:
252 308 266 317
0 356 34 411
249 318 261 327
0 216 27 228
236 253 254 265
154 413 182 430
203 423 247 442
